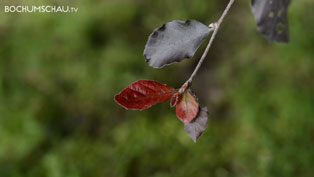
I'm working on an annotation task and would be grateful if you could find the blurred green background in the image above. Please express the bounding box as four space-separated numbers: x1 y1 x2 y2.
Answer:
0 0 314 176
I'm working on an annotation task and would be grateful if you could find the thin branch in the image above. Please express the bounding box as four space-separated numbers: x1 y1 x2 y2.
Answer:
185 0 235 85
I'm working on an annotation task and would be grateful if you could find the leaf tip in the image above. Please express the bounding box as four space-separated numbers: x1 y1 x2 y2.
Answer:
184 107 209 143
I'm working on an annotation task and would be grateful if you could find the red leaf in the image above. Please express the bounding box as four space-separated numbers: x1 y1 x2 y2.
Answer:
176 90 199 123
114 80 175 110
184 107 208 143
170 92 181 107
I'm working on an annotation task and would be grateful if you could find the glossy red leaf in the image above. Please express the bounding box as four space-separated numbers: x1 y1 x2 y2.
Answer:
114 80 175 110
176 90 199 123
184 107 208 143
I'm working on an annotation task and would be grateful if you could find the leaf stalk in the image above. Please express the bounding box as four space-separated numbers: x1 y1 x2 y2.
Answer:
184 0 235 87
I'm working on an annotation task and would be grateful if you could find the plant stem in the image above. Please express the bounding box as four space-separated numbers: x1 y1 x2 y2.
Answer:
185 0 235 85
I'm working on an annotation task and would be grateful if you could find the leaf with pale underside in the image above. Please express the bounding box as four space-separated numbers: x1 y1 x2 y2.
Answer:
184 107 209 143
144 20 213 68
251 0 290 43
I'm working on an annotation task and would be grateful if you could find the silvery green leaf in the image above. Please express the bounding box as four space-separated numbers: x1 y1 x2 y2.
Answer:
144 20 213 68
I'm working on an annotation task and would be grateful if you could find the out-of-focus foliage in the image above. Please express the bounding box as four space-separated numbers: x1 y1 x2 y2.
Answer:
0 0 313 176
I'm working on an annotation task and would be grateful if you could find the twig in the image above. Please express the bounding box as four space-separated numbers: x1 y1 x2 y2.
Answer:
184 0 235 87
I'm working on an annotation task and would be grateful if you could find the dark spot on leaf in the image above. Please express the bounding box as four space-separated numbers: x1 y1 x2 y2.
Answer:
158 24 166 31
151 31 159 38
184 20 191 26
184 54 192 59
144 54 150 62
